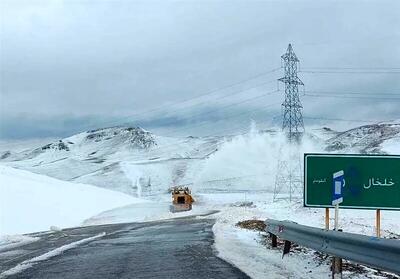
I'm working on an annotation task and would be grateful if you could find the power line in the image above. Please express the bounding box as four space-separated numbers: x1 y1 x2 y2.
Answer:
137 86 280 154
300 70 400 74
303 93 400 100
147 99 281 153
171 101 280 137
129 68 280 119
105 79 277 137
78 67 282 132
145 101 281 153
155 89 280 137
274 113 394 124
305 90 400 96
302 116 390 123
133 79 277 127
302 67 400 70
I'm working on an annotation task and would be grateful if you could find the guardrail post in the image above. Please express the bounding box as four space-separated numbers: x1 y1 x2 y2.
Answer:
332 229 343 278
282 240 291 258
332 256 342 279
270 233 277 248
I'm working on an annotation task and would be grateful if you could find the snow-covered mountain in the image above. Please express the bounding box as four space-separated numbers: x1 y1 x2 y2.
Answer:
325 123 400 153
1 122 399 197
0 126 225 195
1 126 157 161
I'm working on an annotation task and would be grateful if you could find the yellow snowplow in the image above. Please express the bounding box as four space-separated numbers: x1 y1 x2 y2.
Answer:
170 186 194 213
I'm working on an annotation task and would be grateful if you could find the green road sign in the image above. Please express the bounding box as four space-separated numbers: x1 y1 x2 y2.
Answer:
304 154 400 210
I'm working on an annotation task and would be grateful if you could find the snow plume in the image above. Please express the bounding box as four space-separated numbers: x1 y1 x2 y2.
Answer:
194 124 324 193
120 162 144 197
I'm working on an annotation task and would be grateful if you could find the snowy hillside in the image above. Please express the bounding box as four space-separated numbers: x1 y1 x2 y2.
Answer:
0 126 156 162
1 122 399 198
325 123 400 153
0 126 224 195
0 165 138 235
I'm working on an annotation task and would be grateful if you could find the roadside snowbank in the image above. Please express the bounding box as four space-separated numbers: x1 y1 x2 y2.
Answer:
0 165 140 235
213 221 331 279
208 193 400 279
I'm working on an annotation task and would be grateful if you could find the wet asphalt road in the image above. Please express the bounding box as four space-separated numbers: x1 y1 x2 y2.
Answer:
1 217 250 279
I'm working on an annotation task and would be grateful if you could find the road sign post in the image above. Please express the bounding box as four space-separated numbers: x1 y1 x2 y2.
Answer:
334 204 339 231
331 169 345 279
376 209 381 237
325 208 330 230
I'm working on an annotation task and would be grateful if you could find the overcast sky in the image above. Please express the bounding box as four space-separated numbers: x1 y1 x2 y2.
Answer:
1 0 400 139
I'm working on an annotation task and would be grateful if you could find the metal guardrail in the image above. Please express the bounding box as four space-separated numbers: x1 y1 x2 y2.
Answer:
265 219 400 275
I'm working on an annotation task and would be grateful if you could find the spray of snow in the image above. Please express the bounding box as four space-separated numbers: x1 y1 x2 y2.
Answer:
136 177 142 198
194 123 324 192
0 232 106 278
120 162 144 197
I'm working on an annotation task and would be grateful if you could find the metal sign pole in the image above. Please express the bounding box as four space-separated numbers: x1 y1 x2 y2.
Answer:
332 170 344 231
331 170 344 278
334 204 339 230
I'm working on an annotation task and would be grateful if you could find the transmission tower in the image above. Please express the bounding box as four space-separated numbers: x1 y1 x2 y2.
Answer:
273 44 305 202
279 44 304 141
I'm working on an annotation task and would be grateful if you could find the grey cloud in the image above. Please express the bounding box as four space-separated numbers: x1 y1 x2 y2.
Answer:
0 0 399 139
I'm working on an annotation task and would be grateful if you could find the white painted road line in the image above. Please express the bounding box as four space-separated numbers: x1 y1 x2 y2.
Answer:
0 232 106 278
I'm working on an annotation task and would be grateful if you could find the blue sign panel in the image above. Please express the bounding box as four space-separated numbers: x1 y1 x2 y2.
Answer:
332 170 345 205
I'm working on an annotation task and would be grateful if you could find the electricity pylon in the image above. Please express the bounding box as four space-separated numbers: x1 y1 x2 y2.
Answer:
273 44 304 202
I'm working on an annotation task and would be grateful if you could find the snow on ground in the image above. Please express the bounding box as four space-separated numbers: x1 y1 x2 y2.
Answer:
0 165 141 236
381 136 400 154
208 193 400 279
213 222 331 279
0 138 56 153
